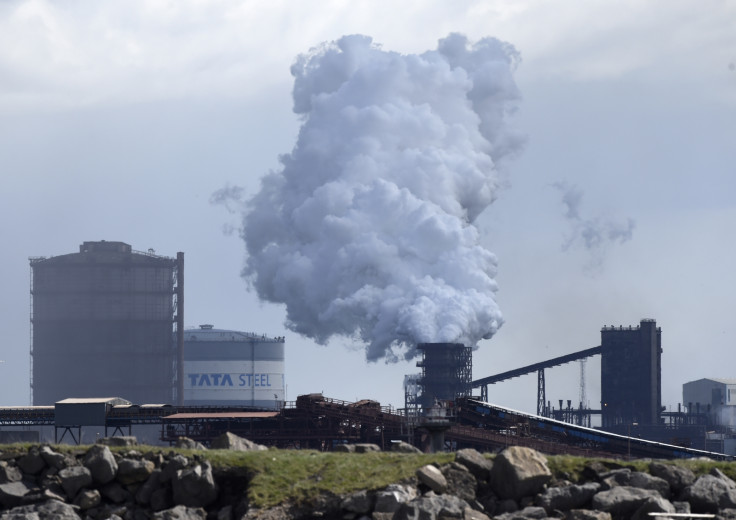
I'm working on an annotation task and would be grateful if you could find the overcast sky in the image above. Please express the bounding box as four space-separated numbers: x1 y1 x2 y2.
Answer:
1 1 735 415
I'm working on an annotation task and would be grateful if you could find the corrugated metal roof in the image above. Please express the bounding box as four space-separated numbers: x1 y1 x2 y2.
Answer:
56 397 131 405
163 411 279 420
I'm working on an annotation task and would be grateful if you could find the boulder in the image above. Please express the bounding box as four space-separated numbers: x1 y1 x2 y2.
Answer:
136 469 163 505
464 507 492 520
494 505 547 519
152 505 207 520
0 499 81 520
74 489 101 510
374 484 418 513
172 461 218 508
681 474 736 513
455 449 493 482
161 454 189 482
58 465 93 499
591 486 661 517
391 441 422 454
100 482 131 504
116 458 155 485
442 463 477 503
39 446 69 470
340 489 373 514
0 480 33 508
0 462 22 484
535 482 600 513
83 444 118 484
566 510 613 520
649 462 695 494
416 464 447 494
399 494 469 520
354 443 381 453
97 436 138 447
176 437 208 450
210 432 267 451
16 448 46 475
631 495 676 520
490 447 552 500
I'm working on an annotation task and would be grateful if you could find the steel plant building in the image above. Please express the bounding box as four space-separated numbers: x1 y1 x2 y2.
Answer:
30 241 184 405
183 324 285 409
600 319 662 428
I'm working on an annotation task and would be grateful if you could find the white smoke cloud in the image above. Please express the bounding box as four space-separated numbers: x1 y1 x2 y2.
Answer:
242 34 524 362
553 181 635 266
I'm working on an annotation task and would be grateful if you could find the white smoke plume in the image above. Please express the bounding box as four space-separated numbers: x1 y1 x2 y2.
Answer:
242 34 524 362
553 181 635 264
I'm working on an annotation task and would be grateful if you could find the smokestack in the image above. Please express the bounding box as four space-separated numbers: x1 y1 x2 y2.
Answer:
241 34 524 360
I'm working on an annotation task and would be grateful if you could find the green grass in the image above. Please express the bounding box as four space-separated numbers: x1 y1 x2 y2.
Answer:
203 449 455 508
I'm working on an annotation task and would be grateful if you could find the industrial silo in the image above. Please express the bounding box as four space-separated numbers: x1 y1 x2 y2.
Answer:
30 241 184 405
183 325 285 409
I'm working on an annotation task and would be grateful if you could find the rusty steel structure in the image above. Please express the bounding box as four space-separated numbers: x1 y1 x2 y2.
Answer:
0 394 730 459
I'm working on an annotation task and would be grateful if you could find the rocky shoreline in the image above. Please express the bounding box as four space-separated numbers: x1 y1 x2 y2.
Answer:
1 435 736 520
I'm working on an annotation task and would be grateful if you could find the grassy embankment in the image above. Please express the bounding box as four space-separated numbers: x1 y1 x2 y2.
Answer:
2 444 736 509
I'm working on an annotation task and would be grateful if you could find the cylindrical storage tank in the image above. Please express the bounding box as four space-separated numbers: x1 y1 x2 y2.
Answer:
30 241 182 405
183 325 285 409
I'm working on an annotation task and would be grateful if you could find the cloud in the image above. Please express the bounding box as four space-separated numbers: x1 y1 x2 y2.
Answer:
553 181 635 267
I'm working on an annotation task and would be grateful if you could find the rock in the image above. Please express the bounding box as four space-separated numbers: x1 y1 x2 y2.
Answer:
58 465 93 499
399 494 469 520
116 458 155 485
494 506 547 520
416 464 447 494
649 462 695 494
354 443 381 453
83 444 118 484
599 468 631 490
22 486 67 505
97 436 138 446
341 490 373 514
152 505 207 520
631 495 676 520
443 463 477 503
16 448 46 475
591 486 661 517
74 489 101 510
464 507 492 520
490 447 552 501
176 437 208 450
210 432 267 452
0 462 22 484
581 462 611 482
375 484 418 513
535 482 600 513
627 472 670 498
566 510 613 520
39 446 69 470
151 487 172 512
334 444 355 453
391 441 422 454
161 454 189 482
0 480 33 508
172 461 218 508
136 469 163 505
681 474 736 513
99 481 131 504
0 499 81 519
455 449 493 482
